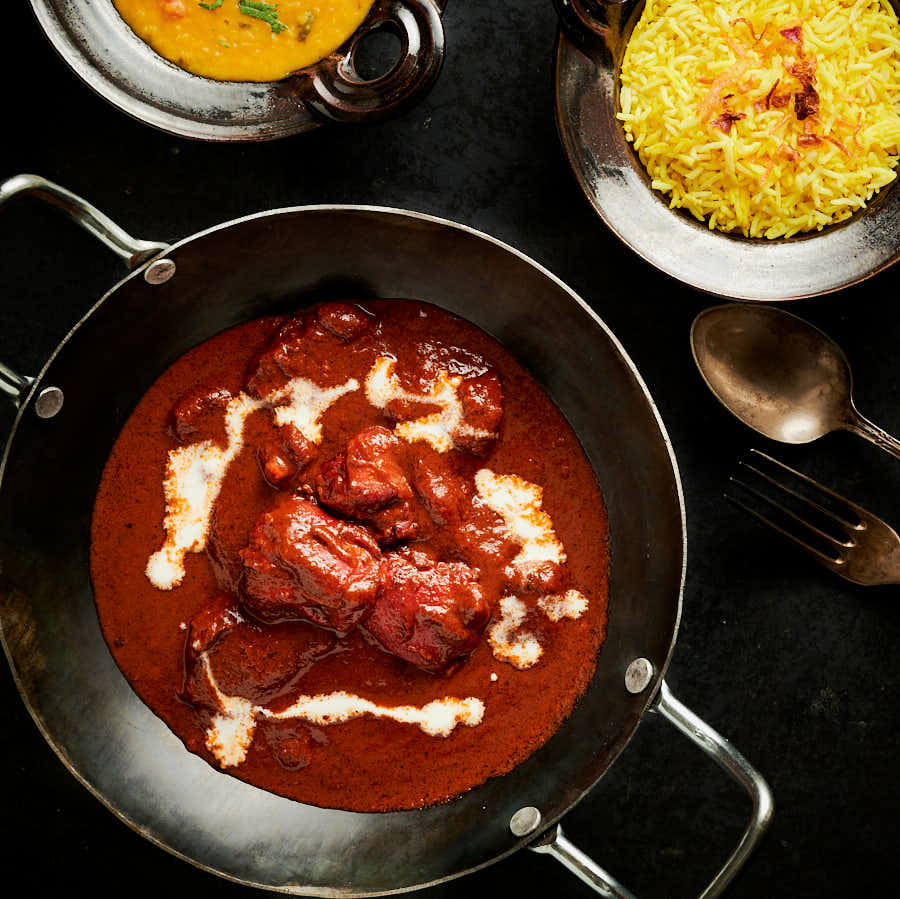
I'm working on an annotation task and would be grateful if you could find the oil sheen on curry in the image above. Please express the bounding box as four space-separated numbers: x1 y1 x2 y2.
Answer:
91 301 610 811
113 0 374 82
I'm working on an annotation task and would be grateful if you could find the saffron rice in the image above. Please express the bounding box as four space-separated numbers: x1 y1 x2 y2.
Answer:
618 0 900 238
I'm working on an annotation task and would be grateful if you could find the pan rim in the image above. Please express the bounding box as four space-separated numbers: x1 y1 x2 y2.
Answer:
0 203 687 895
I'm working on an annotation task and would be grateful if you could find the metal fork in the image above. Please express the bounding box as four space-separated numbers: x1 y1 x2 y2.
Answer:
727 449 900 586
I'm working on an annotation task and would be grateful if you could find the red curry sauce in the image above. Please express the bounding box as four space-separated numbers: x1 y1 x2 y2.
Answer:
90 300 609 811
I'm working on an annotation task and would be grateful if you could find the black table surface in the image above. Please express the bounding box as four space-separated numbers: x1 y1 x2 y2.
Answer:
2 2 898 896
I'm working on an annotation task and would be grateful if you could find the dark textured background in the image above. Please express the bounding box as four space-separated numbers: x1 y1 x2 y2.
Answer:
2 1 899 896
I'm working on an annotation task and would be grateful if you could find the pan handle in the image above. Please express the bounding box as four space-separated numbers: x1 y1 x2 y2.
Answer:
0 174 168 270
530 680 773 898
0 173 169 411
292 0 444 124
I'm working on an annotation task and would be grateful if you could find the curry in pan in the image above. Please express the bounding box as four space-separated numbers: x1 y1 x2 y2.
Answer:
91 300 610 811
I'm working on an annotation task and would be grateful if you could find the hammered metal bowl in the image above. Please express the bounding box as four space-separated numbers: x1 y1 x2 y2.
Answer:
30 0 446 141
553 0 900 301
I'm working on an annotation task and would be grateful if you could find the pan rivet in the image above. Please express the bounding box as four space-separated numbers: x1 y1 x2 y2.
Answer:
35 386 64 419
144 258 176 285
510 806 542 837
625 657 654 694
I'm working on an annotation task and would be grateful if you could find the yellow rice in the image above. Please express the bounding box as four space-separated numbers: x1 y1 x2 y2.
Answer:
618 0 900 238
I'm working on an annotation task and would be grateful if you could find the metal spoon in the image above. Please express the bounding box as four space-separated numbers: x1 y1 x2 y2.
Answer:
690 303 900 460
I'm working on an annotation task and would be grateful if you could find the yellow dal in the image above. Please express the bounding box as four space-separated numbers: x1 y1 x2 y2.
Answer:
114 0 375 82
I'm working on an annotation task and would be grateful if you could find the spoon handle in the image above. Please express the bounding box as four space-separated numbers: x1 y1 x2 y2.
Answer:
845 414 900 461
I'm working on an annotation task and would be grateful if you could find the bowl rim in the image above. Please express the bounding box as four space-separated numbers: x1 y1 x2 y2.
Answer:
553 3 900 301
28 0 447 142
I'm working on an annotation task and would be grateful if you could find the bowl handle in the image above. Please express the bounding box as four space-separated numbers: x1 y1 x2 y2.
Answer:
0 174 169 413
529 680 774 898
292 0 445 124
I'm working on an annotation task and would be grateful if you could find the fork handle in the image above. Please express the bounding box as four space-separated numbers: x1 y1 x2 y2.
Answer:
845 413 900 462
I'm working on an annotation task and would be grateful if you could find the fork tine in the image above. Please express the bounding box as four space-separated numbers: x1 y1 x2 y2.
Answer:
746 449 865 529
725 492 846 570
731 470 856 549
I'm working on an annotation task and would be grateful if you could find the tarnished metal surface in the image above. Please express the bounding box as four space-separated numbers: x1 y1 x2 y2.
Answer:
624 657 653 694
509 807 542 838
144 258 177 285
0 173 169 266
730 449 900 586
692 304 900 457
33 386 64 419
532 823 636 899
0 197 686 893
29 0 446 141
553 0 900 301
651 683 774 899
291 0 445 124
0 362 31 406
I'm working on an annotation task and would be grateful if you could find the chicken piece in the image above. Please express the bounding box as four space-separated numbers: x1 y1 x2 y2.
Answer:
239 496 381 633
317 426 410 514
258 441 295 488
181 596 336 715
366 504 421 546
246 305 372 399
455 372 503 454
257 424 317 489
364 553 489 673
316 426 421 545
315 302 371 341
171 385 232 445
185 593 243 660
282 423 317 463
181 662 221 720
181 594 244 714
412 457 471 527
205 620 335 706
454 495 521 573
245 316 309 399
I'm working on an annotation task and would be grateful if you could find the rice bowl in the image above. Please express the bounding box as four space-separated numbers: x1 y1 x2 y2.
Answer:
618 0 900 238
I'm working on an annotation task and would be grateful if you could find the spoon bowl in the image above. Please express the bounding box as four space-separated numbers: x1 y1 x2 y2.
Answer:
691 304 900 459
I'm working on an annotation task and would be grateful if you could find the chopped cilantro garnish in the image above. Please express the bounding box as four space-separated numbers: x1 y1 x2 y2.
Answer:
238 0 287 33
217 36 231 47
198 0 223 9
